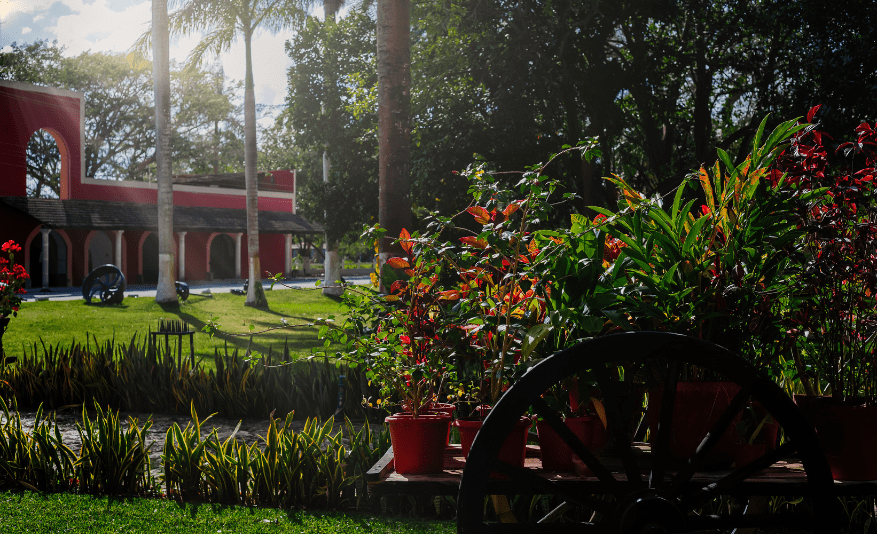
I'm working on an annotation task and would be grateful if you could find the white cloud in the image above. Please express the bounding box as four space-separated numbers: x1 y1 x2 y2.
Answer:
21 26 31 34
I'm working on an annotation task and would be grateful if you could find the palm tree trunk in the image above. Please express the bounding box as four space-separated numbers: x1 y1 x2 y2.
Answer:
153 0 177 305
377 0 411 278
243 27 267 308
322 1 343 297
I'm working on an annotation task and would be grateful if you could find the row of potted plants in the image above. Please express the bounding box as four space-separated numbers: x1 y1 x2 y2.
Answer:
321 107 877 479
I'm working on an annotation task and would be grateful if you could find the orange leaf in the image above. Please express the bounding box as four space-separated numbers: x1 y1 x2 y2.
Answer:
460 236 488 249
438 290 461 301
466 206 491 225
502 202 520 217
386 257 410 269
399 228 413 255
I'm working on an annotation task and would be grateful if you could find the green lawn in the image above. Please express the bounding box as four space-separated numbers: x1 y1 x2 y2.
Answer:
4 287 350 365
0 491 455 534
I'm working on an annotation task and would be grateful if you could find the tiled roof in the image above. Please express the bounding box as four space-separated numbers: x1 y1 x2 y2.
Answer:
0 197 323 234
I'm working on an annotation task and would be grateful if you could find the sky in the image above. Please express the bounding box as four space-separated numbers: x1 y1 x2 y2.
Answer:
0 0 311 119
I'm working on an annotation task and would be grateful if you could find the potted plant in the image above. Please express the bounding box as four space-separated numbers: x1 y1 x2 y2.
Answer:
732 404 776 468
779 109 877 480
593 115 810 462
0 240 29 362
320 227 455 474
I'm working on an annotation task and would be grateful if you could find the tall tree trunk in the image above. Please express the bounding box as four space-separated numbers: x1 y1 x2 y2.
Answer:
153 0 177 305
323 1 343 297
243 28 267 308
377 0 411 282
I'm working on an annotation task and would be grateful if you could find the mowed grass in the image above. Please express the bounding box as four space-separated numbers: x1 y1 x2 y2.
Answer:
0 490 455 534
4 287 353 366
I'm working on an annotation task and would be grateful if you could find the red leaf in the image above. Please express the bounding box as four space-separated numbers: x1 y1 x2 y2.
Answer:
460 236 488 249
502 202 521 218
399 228 413 255
466 206 491 225
386 257 410 269
438 290 461 301
807 105 821 123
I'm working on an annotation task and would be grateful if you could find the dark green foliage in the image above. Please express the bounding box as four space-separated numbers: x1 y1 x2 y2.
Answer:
1 336 369 421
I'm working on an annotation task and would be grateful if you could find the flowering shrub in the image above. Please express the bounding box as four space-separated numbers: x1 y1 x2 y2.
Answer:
777 107 877 403
320 146 603 415
0 240 28 318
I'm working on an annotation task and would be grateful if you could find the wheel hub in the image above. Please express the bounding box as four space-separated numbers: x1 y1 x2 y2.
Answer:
618 490 686 534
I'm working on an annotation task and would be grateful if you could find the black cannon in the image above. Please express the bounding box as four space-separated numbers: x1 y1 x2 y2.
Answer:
82 264 126 304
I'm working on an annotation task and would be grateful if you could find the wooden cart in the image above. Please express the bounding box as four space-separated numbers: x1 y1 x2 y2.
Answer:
367 332 877 533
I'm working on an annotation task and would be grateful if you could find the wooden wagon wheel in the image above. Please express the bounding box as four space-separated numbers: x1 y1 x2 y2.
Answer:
457 331 835 533
82 264 127 304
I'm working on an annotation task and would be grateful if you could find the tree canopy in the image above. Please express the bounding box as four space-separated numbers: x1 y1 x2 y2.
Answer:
282 0 877 243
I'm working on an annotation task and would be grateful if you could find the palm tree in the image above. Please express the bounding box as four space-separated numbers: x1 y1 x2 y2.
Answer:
153 0 178 305
376 0 411 275
321 0 344 297
164 0 306 307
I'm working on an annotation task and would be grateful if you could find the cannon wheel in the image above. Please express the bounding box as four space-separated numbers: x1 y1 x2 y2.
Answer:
175 281 189 301
457 331 835 533
82 264 126 304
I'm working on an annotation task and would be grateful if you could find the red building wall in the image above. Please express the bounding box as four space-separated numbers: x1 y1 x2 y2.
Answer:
0 81 83 198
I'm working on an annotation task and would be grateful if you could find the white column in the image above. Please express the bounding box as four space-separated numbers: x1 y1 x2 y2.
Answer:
114 230 124 270
177 231 187 281
234 232 243 279
41 228 51 287
285 233 293 277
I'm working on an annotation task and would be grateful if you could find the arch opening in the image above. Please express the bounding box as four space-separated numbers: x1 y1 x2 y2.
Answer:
88 232 113 274
142 233 159 284
26 129 62 199
28 231 69 287
210 234 235 280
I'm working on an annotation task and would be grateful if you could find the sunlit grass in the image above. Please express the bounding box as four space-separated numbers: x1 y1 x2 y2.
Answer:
4 287 352 367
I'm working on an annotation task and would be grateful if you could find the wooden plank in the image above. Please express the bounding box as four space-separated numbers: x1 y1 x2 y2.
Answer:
366 445 395 482
367 440 877 497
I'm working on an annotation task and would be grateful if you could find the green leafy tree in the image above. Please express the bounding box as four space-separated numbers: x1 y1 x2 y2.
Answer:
284 5 378 251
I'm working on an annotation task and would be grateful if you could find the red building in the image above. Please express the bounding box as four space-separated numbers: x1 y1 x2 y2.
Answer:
0 80 321 287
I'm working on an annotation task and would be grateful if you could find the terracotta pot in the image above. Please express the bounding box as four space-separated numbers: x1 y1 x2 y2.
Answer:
732 442 767 469
811 402 877 481
455 416 532 468
647 381 741 462
385 413 452 474
536 416 590 471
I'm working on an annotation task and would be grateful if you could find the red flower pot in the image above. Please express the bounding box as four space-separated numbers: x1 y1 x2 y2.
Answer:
647 381 741 462
386 413 452 474
455 416 532 468
812 402 877 481
424 403 456 445
536 416 590 471
732 442 766 469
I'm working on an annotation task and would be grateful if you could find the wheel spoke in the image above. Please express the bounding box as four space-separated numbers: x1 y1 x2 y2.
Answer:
681 441 797 509
649 358 679 490
670 385 751 494
491 459 616 515
686 509 811 530
531 397 617 486
482 522 607 533
592 364 642 487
